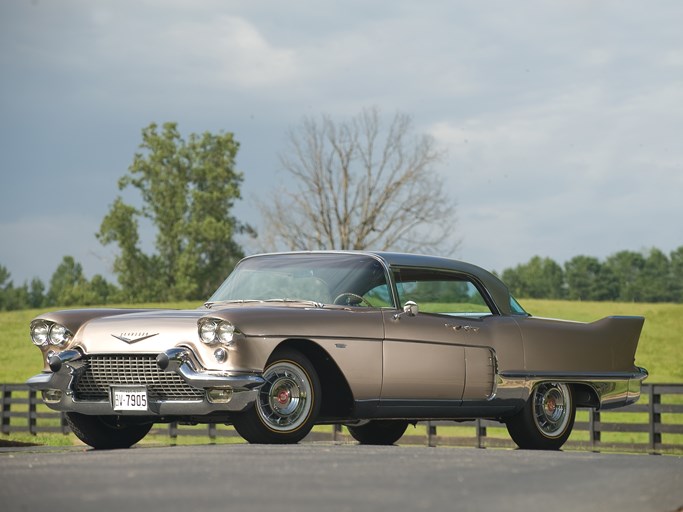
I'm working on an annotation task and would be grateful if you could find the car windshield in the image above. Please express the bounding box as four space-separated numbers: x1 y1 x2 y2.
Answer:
208 253 393 307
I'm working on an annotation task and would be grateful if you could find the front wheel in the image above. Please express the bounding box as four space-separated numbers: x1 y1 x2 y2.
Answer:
233 349 321 444
506 382 575 450
65 413 153 449
348 420 409 445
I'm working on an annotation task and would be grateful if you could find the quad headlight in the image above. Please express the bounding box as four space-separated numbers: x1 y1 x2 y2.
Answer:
198 318 237 346
30 320 50 346
30 321 73 347
48 324 71 347
199 319 219 343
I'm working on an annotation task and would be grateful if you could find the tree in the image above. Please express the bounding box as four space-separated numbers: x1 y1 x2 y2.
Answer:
670 246 683 302
0 265 46 310
639 248 672 302
564 255 618 301
564 255 600 301
502 256 564 299
604 250 646 302
28 278 46 309
259 107 458 253
47 256 87 306
98 122 252 301
0 265 10 310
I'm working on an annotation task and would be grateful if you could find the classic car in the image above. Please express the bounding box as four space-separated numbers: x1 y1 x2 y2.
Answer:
27 251 647 450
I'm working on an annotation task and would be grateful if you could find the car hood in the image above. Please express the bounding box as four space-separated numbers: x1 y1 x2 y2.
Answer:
70 309 207 354
40 304 385 354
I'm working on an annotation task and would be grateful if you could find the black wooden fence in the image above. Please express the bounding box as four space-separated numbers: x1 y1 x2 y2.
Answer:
2 383 682 453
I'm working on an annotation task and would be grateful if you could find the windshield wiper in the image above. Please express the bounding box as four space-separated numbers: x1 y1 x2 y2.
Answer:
204 298 324 309
204 299 263 309
263 298 324 308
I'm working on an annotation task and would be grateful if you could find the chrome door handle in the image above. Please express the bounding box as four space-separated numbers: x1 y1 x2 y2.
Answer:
445 324 479 333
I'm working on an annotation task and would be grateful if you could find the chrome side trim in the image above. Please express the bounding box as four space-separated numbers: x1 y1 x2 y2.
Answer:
499 369 648 381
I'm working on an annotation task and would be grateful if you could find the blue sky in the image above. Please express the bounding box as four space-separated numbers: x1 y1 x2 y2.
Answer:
1 0 681 285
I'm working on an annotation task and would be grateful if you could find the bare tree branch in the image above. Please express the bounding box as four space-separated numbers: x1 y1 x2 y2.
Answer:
258 107 459 255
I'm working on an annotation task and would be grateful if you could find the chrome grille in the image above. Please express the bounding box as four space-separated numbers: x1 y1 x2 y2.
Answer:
74 355 204 402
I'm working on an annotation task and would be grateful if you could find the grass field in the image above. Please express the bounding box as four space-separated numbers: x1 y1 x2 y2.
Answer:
1 299 681 450
2 298 680 384
519 299 683 383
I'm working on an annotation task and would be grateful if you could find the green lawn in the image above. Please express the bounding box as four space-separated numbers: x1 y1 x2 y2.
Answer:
2 299 681 451
0 301 199 383
519 299 683 383
3 299 680 384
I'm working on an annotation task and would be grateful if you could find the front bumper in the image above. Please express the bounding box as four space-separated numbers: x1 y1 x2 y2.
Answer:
27 347 265 416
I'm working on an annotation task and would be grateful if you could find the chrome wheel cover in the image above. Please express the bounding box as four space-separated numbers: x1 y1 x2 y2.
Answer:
532 382 571 438
256 361 312 432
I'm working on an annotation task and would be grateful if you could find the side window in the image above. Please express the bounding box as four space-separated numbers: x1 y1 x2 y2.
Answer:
393 268 493 317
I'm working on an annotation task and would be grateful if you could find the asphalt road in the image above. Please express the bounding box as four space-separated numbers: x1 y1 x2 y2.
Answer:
1 443 681 512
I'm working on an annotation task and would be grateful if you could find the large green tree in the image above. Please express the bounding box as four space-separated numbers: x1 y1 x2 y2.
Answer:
638 248 672 303
98 122 252 301
502 256 565 299
46 256 114 306
47 256 86 306
603 250 646 302
564 255 618 301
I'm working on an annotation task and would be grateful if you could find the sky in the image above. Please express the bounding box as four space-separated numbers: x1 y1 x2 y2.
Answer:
1 0 681 287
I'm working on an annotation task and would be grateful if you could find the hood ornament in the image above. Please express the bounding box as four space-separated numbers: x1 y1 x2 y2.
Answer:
112 332 159 344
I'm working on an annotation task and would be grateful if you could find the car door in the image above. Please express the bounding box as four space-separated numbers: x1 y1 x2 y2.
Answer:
380 268 497 403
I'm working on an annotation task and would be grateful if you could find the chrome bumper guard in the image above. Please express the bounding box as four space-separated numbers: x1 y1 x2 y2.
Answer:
27 348 265 416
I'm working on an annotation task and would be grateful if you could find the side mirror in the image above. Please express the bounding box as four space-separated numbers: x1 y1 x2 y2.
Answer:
393 301 418 320
403 301 418 316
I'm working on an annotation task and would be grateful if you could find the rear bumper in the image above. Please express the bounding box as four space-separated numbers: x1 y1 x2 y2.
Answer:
498 366 649 411
598 366 649 410
27 347 265 416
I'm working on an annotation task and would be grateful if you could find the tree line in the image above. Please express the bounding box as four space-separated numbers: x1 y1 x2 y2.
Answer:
501 247 683 303
3 246 681 311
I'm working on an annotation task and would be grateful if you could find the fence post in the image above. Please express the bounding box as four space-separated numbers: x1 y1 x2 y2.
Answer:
333 423 343 442
28 390 37 436
208 423 217 443
589 409 601 452
1 385 10 435
648 385 661 454
475 419 486 448
61 412 70 434
427 421 437 447
169 421 178 444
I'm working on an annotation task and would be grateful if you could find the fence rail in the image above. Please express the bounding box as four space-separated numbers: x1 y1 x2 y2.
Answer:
2 383 682 453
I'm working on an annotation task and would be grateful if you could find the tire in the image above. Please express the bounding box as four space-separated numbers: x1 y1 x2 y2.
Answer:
348 420 409 445
233 349 321 444
506 382 575 450
66 412 153 450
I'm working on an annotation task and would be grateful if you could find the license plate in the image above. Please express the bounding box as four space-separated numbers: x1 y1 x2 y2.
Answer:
112 387 148 411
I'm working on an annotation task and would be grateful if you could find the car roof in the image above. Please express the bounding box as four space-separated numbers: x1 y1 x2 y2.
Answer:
243 250 516 315
367 251 513 315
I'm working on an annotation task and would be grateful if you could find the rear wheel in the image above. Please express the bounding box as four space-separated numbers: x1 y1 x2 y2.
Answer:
506 382 575 450
233 349 320 444
65 413 153 450
348 420 409 445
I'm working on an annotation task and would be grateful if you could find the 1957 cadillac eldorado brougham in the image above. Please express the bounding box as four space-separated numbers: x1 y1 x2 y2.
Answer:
27 251 647 450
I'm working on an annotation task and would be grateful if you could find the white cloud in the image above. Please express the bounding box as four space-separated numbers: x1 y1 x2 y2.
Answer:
1 0 682 283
